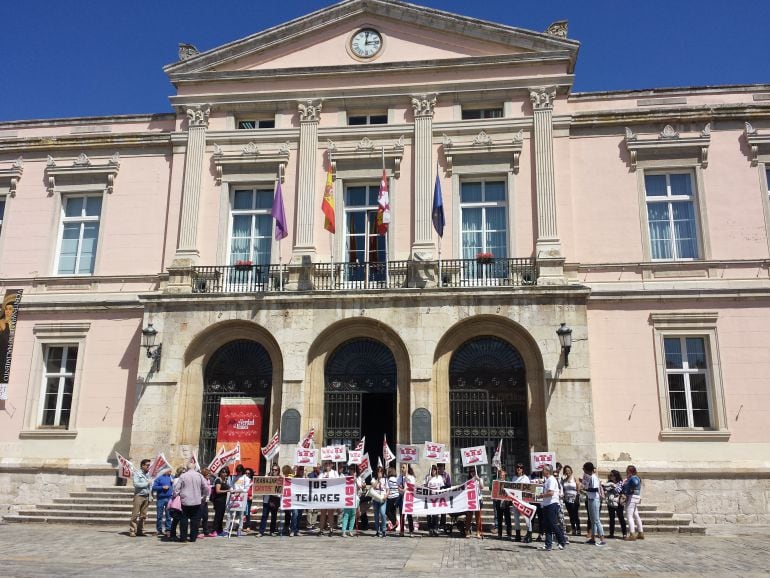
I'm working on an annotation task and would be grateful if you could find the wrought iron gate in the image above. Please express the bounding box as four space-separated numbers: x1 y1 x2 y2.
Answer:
449 337 528 486
200 339 272 465
324 392 362 443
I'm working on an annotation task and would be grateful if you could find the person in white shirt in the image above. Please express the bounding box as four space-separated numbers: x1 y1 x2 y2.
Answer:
511 463 532 542
539 464 567 551
318 461 340 536
425 465 444 537
583 461 606 546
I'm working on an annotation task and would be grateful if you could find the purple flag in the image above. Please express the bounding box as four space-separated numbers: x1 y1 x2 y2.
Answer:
271 181 288 241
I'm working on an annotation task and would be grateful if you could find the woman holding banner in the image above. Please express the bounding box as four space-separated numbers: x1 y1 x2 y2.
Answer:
370 466 388 537
398 464 415 537
464 467 484 539
425 465 443 537
493 468 512 540
341 464 361 537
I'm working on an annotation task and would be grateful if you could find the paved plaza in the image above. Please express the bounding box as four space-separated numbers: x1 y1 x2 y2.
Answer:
0 524 768 577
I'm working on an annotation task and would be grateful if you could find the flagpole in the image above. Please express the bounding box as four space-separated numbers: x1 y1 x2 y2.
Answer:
382 146 389 287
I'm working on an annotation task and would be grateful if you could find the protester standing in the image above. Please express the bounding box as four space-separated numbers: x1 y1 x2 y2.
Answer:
623 465 644 541
582 462 606 546
561 465 581 536
176 463 210 542
511 463 532 543
340 464 361 537
425 465 444 537
493 468 512 540
318 461 340 536
199 467 213 536
259 464 281 536
129 458 152 537
604 469 627 539
437 463 452 534
398 464 415 537
371 466 388 537
464 466 484 539
211 467 231 536
151 467 173 537
539 464 567 551
385 465 401 534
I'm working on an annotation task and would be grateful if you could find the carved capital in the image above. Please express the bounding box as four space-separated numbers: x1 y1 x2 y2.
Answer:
186 105 210 128
529 86 557 111
411 94 437 118
298 100 322 122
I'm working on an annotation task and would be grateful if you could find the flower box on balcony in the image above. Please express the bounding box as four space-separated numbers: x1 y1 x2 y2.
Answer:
475 252 494 265
234 260 253 271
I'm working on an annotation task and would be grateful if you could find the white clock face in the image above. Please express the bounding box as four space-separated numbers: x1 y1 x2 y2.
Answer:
350 28 382 58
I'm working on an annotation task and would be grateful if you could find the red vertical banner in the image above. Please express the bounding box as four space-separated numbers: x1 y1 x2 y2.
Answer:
216 397 264 472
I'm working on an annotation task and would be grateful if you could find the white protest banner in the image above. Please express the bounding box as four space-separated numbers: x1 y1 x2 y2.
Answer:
354 436 366 452
148 452 172 477
208 442 241 475
424 442 445 461
320 445 347 463
293 448 318 467
281 476 357 510
227 489 248 513
530 451 556 473
358 453 372 479
383 435 396 465
505 489 536 522
460 445 488 468
348 450 363 465
492 439 503 469
402 479 480 516
115 451 135 479
397 444 420 464
299 427 316 449
261 430 280 461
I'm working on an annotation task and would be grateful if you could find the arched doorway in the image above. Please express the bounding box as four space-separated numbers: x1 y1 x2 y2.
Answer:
200 339 273 469
449 336 528 486
324 338 396 465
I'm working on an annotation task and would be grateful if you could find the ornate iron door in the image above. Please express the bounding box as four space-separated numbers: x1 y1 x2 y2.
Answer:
324 391 362 444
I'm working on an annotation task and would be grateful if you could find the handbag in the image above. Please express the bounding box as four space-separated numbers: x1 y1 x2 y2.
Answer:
169 495 182 511
367 486 386 503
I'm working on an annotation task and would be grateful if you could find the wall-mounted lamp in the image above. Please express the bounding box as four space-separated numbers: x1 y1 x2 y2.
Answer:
141 323 162 362
556 322 573 367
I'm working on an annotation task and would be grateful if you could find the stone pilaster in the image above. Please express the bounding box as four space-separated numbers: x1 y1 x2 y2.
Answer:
529 87 565 284
293 99 322 262
410 95 438 287
172 105 209 268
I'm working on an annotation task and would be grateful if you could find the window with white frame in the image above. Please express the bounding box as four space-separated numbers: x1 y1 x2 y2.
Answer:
0 195 5 236
663 336 712 428
461 107 503 120
39 345 78 428
644 172 700 260
348 113 387 126
460 180 508 261
57 195 102 275
237 118 275 129
344 184 386 281
229 187 274 266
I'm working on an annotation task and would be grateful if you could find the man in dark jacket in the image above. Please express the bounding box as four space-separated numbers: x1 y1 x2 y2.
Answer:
152 468 174 537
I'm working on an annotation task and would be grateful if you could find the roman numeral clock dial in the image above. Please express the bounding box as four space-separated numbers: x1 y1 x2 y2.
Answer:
350 28 382 59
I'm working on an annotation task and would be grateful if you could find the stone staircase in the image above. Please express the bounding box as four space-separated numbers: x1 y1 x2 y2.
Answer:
3 486 705 534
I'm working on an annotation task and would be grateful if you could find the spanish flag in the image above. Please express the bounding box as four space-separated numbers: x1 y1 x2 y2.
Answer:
321 166 335 234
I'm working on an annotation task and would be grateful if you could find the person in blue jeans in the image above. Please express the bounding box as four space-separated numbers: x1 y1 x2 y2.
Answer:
152 468 174 536
539 464 567 551
371 466 388 537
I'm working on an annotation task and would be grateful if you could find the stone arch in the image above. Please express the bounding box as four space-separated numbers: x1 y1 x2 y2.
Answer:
433 315 547 450
175 320 284 451
306 318 411 443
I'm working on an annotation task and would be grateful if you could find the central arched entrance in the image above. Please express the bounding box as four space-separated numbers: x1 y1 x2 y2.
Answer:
200 339 273 469
324 338 396 465
449 336 528 486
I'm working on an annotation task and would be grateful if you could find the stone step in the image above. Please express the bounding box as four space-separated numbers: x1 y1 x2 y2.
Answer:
3 514 127 525
85 486 134 493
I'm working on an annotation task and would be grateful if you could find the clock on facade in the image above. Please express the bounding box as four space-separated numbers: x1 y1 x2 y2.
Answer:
350 28 382 58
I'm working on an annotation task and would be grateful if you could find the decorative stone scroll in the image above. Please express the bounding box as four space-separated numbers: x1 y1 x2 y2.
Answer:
178 43 199 61
327 135 405 179
624 123 711 170
186 105 210 128
45 152 120 195
0 157 23 197
745 121 770 167
442 129 524 175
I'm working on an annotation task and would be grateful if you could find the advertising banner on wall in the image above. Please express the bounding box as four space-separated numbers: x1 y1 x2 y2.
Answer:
0 289 23 401
216 397 264 471
280 476 357 510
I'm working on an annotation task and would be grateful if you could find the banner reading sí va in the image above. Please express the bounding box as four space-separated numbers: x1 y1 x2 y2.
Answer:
217 397 264 472
402 479 480 516
281 476 357 510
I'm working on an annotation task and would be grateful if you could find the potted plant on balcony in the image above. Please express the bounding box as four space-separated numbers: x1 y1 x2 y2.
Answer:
475 252 494 265
234 259 253 271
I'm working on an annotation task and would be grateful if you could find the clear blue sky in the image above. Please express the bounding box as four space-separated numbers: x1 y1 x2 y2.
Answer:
1 1 768 121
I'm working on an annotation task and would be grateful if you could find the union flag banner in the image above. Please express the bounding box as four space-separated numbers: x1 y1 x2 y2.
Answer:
216 398 264 472
299 427 316 449
148 452 172 477
261 429 280 461
115 451 135 480
321 166 335 233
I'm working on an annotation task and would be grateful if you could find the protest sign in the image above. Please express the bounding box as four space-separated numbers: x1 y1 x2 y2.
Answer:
402 479 480 516
321 445 347 463
293 448 318 467
115 452 135 479
251 476 284 496
424 442 445 461
148 453 172 477
348 450 363 465
358 453 372 479
491 480 544 503
281 476 357 510
506 490 536 522
530 451 556 473
261 430 280 461
460 445 488 467
396 444 420 464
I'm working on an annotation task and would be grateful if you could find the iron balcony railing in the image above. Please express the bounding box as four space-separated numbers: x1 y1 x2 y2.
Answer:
191 257 536 294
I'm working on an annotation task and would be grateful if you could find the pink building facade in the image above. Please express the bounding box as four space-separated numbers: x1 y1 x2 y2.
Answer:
0 1 769 524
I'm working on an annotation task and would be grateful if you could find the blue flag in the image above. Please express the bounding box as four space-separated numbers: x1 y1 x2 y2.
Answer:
432 171 445 238
271 181 288 241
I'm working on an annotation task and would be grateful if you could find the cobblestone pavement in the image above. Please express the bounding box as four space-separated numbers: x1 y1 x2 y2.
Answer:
0 524 768 577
